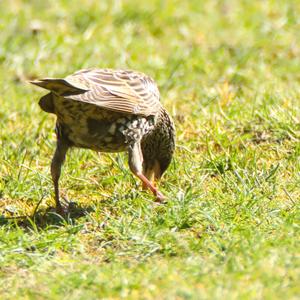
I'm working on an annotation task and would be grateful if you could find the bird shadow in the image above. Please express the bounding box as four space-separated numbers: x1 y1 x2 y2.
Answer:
0 202 95 229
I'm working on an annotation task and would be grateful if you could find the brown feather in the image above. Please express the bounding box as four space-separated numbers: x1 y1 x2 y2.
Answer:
31 68 161 116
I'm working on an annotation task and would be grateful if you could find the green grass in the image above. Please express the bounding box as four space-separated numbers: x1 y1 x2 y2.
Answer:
0 0 299 299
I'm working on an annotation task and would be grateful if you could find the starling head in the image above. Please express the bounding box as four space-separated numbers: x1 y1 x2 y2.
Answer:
142 107 175 182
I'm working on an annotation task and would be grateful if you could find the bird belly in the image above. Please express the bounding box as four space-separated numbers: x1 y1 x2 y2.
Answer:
54 99 129 152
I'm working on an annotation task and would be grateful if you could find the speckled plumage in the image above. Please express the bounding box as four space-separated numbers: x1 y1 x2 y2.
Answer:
31 68 175 214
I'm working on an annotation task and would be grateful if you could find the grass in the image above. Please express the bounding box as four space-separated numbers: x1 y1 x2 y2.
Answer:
0 0 299 299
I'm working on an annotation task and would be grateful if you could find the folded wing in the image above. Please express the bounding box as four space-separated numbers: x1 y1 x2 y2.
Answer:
31 68 161 116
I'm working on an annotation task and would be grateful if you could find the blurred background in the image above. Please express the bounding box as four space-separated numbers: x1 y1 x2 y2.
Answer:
2 0 299 103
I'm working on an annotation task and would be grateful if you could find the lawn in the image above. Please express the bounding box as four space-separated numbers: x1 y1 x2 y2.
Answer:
0 0 299 299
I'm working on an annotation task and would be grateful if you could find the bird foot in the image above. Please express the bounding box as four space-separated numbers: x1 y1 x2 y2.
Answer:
155 191 167 204
56 205 69 216
55 198 77 216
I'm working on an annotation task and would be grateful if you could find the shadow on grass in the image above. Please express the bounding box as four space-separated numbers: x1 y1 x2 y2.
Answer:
0 190 146 229
0 202 95 229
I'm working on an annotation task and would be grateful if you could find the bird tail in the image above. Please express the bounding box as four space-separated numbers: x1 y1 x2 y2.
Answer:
29 78 87 96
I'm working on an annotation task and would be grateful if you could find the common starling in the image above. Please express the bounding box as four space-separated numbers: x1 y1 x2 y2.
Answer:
30 68 175 214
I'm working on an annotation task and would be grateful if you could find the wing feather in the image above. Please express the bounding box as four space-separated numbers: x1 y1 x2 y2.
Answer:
31 68 161 116
64 68 161 116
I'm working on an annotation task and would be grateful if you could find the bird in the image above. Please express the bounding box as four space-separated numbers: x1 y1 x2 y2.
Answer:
30 68 175 215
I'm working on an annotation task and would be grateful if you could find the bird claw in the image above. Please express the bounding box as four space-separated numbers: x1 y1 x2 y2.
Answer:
55 204 69 216
155 191 167 203
55 198 77 216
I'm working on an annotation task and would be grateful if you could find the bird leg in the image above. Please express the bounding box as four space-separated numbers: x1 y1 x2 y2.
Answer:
51 138 69 214
142 169 155 190
128 142 165 202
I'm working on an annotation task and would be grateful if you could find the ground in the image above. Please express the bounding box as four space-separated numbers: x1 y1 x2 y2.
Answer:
0 0 299 299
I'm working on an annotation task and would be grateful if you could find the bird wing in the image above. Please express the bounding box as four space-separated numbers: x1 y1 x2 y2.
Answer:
31 68 161 116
